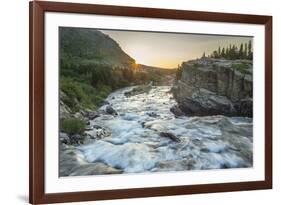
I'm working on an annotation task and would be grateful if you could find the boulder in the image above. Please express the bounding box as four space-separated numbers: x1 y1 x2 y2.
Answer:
236 98 253 117
85 125 111 140
160 132 181 143
170 105 185 117
59 132 70 145
86 111 100 120
68 134 90 145
105 105 118 115
59 147 122 176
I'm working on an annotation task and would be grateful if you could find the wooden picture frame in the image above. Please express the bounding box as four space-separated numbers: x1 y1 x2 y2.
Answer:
29 1 272 204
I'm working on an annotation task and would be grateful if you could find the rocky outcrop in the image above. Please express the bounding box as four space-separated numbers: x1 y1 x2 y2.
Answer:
172 58 253 117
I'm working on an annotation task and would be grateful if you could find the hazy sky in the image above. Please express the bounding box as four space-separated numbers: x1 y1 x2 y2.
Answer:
100 29 252 69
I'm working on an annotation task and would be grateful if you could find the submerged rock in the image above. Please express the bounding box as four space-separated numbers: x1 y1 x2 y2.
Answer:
160 132 181 143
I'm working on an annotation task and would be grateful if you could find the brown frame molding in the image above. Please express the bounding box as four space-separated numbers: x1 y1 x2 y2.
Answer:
29 1 272 204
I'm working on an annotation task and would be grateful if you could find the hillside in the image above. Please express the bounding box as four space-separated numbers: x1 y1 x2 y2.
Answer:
138 64 176 85
59 27 175 117
60 27 135 68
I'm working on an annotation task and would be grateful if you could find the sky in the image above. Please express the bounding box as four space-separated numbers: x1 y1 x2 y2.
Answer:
100 29 252 69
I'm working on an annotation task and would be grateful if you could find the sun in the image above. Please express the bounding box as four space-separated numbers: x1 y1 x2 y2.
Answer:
133 60 139 69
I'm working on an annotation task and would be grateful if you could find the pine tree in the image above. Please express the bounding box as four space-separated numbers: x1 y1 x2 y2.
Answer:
239 43 244 59
244 42 248 58
202 52 206 58
221 47 225 58
226 47 229 59
247 40 253 60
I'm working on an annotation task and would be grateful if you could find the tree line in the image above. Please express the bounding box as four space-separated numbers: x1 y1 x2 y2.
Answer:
202 40 253 60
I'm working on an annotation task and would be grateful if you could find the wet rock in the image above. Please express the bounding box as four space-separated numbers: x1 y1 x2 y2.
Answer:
152 158 196 172
85 126 111 140
59 132 70 145
170 105 185 117
160 132 181 142
87 111 100 120
59 147 122 176
141 122 146 128
178 88 237 116
69 163 123 176
68 134 90 145
147 112 159 118
105 105 118 115
236 98 253 117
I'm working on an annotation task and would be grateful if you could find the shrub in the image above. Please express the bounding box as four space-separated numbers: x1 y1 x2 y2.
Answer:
61 117 86 135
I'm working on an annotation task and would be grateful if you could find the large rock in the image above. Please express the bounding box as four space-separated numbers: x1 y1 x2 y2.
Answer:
172 58 253 117
59 146 123 176
105 105 118 115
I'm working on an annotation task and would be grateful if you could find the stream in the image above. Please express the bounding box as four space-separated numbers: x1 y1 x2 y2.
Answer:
78 86 253 174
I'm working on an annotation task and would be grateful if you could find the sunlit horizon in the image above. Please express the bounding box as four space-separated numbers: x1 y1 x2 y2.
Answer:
100 29 252 69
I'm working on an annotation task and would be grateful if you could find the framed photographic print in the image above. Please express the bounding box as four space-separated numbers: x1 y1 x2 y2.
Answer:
29 1 272 204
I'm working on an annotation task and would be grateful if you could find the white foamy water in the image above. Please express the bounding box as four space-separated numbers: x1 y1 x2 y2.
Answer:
79 86 253 173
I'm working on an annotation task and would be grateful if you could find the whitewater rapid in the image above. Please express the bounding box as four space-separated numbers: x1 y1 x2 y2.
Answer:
78 86 253 173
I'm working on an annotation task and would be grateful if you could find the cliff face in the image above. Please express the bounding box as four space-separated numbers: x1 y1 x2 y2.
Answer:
172 58 253 117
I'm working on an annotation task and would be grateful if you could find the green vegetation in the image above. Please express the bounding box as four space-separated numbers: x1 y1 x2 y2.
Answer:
61 117 86 135
60 77 111 112
59 27 169 114
232 63 251 75
203 40 253 60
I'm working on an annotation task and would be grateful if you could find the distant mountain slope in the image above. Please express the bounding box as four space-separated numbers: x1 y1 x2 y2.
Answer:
138 64 176 74
60 27 135 68
138 64 176 85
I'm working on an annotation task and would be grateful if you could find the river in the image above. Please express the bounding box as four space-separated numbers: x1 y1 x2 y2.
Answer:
78 86 253 174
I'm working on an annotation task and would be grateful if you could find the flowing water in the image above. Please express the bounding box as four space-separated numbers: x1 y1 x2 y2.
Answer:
79 86 253 173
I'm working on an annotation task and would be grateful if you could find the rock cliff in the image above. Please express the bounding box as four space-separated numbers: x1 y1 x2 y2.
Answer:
172 58 253 117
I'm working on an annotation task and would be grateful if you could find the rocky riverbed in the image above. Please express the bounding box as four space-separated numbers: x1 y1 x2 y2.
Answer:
59 85 253 176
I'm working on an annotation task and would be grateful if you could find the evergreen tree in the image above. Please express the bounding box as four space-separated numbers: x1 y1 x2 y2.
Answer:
239 43 244 59
244 42 248 58
221 47 225 58
247 40 253 60
226 47 229 58
202 52 206 58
